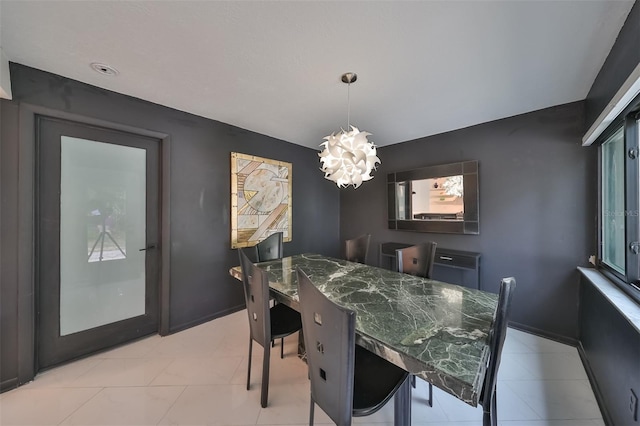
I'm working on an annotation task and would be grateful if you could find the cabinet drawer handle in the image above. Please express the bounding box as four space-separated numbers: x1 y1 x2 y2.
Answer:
439 256 453 261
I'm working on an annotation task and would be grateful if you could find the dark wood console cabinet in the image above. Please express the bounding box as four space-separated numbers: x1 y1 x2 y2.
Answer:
379 242 481 290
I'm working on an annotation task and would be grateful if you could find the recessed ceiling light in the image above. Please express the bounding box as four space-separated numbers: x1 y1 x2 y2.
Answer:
90 62 119 76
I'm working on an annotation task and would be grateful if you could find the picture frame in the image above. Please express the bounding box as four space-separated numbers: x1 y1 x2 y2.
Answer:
230 152 292 248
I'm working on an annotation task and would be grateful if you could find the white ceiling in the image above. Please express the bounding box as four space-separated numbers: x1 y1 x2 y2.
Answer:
1 1 634 149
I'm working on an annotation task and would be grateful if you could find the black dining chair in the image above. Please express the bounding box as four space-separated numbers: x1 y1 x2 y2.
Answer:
296 268 409 426
480 277 516 426
345 234 371 264
395 242 437 279
395 241 437 405
256 232 283 262
238 248 302 408
255 232 285 349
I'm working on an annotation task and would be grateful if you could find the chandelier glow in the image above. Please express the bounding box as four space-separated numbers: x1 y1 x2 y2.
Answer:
319 126 380 188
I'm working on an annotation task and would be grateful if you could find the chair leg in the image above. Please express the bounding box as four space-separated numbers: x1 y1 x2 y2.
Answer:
246 338 253 390
280 337 284 359
491 389 497 426
483 388 497 426
483 411 491 426
309 395 314 426
411 375 432 407
271 303 278 349
393 375 412 426
261 343 271 408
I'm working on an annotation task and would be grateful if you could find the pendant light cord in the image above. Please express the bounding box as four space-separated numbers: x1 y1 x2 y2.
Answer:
347 81 351 130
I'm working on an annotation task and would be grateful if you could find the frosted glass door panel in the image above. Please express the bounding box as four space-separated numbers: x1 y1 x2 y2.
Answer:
60 136 146 336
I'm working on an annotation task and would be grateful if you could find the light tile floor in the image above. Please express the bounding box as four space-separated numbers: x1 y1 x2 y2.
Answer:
0 310 604 426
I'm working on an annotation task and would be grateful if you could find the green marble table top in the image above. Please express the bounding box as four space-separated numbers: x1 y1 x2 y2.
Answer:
229 253 498 406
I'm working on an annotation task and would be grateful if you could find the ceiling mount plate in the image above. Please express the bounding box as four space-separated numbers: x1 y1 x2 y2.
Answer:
341 72 357 84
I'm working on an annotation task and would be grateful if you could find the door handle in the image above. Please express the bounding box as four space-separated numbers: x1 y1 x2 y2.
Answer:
139 244 157 252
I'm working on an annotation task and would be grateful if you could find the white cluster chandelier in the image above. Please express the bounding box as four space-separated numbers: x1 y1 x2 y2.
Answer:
319 73 380 189
442 175 464 198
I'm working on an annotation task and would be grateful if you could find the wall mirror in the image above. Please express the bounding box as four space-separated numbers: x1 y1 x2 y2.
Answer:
387 160 479 234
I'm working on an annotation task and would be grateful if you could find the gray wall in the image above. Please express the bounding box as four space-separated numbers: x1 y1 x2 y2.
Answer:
579 1 640 424
585 0 640 129
580 279 640 426
1 101 21 390
341 101 595 342
0 64 340 390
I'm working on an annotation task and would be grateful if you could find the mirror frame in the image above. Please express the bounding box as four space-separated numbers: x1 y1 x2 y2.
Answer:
387 160 479 234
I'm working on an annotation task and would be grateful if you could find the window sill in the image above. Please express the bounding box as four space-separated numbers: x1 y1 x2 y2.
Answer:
578 267 640 334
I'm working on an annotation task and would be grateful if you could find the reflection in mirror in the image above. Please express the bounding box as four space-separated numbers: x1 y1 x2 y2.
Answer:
388 160 479 234
405 176 464 221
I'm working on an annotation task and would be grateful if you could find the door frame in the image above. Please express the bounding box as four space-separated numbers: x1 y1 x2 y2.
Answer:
16 103 171 384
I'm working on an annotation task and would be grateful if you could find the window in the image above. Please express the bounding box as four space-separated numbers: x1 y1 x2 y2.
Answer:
598 94 640 298
601 127 625 274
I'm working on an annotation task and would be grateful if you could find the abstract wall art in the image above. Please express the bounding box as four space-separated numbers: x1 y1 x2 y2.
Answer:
230 152 292 248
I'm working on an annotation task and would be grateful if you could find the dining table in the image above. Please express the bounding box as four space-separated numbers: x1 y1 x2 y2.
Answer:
229 253 498 425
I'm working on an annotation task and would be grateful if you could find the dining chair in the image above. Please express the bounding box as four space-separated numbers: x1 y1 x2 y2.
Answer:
395 241 437 278
345 234 370 264
255 232 285 349
256 231 283 262
480 277 516 426
296 268 409 426
238 248 302 408
395 241 437 405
